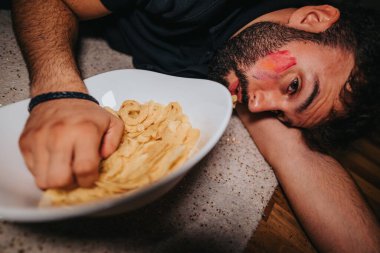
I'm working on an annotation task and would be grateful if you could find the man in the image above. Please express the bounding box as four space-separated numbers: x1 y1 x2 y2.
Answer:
11 0 380 252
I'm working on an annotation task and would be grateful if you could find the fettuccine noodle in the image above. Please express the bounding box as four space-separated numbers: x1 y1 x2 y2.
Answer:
41 100 200 206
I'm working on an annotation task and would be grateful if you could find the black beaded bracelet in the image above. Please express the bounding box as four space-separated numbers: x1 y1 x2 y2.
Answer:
28 91 99 112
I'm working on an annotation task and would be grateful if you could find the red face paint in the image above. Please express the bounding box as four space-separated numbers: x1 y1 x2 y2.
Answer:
228 80 239 95
228 80 243 103
252 50 296 80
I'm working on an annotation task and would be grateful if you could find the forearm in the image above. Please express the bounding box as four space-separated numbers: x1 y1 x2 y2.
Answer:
12 0 119 190
237 105 380 252
12 0 86 96
272 144 379 253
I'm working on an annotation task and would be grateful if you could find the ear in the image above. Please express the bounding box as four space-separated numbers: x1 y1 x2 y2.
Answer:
288 5 340 33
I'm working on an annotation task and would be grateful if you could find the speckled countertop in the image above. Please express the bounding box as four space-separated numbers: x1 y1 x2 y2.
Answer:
0 10 277 253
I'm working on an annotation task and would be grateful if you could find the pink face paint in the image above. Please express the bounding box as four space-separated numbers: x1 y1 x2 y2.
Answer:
252 50 296 80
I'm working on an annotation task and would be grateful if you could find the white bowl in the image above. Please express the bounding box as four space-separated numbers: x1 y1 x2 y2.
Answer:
0 69 232 222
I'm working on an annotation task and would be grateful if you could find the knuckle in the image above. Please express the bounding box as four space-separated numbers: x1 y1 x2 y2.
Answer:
74 160 99 176
50 121 67 135
30 125 45 137
19 129 30 142
19 128 34 146
19 128 43 153
77 122 99 136
50 175 73 188
18 134 30 153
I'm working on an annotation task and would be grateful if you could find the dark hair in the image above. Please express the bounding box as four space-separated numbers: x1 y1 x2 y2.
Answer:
302 3 380 153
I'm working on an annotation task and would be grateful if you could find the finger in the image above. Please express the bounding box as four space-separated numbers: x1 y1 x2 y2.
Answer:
33 143 50 190
19 124 50 189
22 149 35 173
100 115 124 158
46 137 75 189
19 131 35 173
72 125 101 188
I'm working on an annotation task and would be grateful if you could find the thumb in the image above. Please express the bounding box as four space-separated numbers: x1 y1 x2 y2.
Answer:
100 115 124 158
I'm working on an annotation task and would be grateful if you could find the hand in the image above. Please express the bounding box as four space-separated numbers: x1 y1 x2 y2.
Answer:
19 99 124 189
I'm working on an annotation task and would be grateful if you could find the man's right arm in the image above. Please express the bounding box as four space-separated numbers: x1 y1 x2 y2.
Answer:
12 0 123 189
12 0 110 95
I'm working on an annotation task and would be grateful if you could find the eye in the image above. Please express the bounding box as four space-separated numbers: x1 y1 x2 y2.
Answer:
287 78 299 95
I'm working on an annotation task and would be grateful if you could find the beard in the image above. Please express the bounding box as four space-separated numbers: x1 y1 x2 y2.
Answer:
207 22 321 90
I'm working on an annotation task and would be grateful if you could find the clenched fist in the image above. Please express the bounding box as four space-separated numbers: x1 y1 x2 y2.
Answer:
19 99 124 190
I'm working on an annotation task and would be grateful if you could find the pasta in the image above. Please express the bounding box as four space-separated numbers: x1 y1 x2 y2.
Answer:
41 100 200 206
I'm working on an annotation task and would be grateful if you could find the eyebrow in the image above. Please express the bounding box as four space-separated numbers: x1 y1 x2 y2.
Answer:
296 80 320 113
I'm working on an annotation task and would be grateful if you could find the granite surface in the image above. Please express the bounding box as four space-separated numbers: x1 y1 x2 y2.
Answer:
0 10 278 253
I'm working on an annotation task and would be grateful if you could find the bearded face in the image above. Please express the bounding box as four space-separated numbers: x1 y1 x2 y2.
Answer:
208 22 354 128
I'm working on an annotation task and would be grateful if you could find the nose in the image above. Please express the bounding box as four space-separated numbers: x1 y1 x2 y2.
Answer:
248 90 281 113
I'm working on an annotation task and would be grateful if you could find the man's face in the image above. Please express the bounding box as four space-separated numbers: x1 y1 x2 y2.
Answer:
209 22 354 128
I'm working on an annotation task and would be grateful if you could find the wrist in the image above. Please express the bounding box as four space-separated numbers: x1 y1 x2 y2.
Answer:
30 76 87 97
28 91 99 112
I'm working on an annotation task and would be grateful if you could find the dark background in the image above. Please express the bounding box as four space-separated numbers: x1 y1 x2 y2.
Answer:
1 0 380 10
